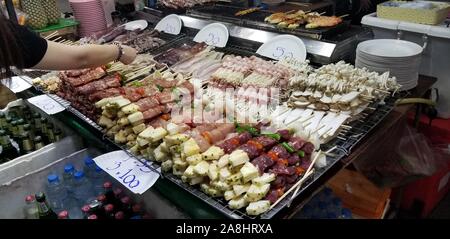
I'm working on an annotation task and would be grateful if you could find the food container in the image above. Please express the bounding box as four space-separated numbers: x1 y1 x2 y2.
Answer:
377 1 450 25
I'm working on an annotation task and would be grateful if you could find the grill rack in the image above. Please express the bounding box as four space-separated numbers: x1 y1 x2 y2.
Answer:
14 36 402 219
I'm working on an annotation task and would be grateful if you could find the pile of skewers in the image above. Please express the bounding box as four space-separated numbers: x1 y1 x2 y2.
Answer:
264 10 344 29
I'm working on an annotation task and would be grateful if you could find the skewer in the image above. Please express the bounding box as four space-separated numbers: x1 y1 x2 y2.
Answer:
338 14 350 18
325 146 337 154
337 136 347 141
299 114 314 123
272 169 315 210
52 36 62 42
44 31 58 40
287 150 322 206
319 12 326 15
341 125 352 129
311 124 325 134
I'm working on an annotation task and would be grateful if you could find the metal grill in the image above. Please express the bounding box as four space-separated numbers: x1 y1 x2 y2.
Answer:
187 4 350 40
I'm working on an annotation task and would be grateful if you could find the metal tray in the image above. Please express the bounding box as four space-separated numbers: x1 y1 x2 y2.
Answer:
14 37 400 219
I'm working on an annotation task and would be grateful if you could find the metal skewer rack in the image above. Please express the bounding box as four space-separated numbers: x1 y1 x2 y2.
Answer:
13 34 404 219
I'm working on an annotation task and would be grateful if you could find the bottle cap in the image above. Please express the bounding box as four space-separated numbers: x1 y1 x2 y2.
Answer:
97 194 106 203
103 181 113 189
115 211 125 219
47 174 59 183
114 188 123 197
25 195 35 203
34 192 46 202
105 204 114 212
121 196 131 205
132 204 142 213
64 164 75 173
87 214 98 220
84 156 94 166
58 211 69 219
74 171 85 180
81 205 91 213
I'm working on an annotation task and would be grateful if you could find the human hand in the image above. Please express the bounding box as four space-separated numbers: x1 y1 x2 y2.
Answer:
120 45 137 65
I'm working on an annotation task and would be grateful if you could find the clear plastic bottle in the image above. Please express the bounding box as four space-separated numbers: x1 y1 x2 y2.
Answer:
46 174 68 212
91 166 107 196
339 208 353 219
62 164 75 194
328 197 343 216
83 156 96 179
63 196 84 219
72 171 96 205
23 195 39 219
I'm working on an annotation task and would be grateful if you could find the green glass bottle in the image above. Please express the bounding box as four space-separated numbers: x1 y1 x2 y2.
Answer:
34 136 45 150
33 113 41 133
54 128 63 142
23 124 33 140
46 123 56 143
5 116 13 134
20 133 34 155
0 112 6 129
0 130 19 162
35 192 58 219
40 117 49 143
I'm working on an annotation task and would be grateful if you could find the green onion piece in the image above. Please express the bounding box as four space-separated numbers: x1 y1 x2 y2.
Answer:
261 133 281 141
298 150 305 158
156 85 164 92
281 142 295 153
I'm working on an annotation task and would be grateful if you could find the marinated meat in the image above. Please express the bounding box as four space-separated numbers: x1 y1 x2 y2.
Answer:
288 137 307 151
287 154 301 166
238 143 261 159
251 154 275 174
254 136 277 149
301 142 315 154
271 145 290 159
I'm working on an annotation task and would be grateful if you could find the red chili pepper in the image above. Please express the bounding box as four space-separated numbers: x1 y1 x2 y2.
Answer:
267 151 278 162
295 166 305 176
229 138 240 146
278 159 288 167
276 188 285 197
247 140 264 150
202 132 213 144
161 114 171 121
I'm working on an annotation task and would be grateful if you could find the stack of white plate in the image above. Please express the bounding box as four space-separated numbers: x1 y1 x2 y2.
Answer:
356 39 423 91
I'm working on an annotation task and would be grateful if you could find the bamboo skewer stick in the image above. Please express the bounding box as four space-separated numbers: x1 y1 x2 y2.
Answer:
338 14 350 18
286 150 322 207
271 169 315 210
44 31 58 39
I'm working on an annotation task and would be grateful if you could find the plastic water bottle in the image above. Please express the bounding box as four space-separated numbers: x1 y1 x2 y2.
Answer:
46 174 68 212
83 156 96 179
62 164 75 194
72 171 96 205
339 208 353 219
91 166 107 196
23 195 39 219
63 196 84 219
328 197 343 215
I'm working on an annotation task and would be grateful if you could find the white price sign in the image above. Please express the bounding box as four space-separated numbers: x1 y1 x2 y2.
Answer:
257 35 307 61
193 23 229 48
93 151 160 194
1 76 32 93
155 14 182 35
27 94 65 115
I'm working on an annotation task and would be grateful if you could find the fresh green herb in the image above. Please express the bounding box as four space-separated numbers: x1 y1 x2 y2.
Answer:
132 81 144 87
298 150 305 158
156 85 164 92
281 142 295 153
236 124 259 136
261 133 281 141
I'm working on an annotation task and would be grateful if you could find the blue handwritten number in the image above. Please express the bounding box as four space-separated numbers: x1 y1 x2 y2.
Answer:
118 169 140 188
273 47 285 59
206 33 220 46
106 161 121 170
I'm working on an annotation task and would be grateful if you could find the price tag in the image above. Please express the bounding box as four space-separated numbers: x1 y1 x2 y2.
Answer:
1 76 32 93
155 14 182 35
193 23 229 48
257 35 307 61
27 95 65 115
93 150 160 194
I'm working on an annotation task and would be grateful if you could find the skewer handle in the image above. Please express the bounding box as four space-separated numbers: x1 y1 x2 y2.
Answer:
270 169 315 210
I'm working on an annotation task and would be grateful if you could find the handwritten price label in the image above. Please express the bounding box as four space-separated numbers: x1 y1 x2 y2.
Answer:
93 150 160 194
272 46 294 60
27 94 65 115
194 23 229 48
1 76 32 93
155 14 182 35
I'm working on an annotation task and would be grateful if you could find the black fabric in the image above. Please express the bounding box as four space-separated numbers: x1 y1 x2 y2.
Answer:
7 22 48 68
